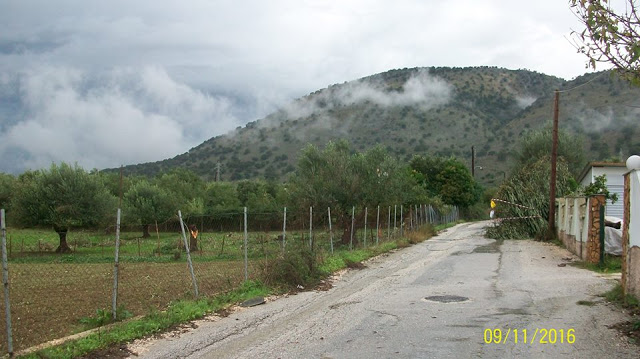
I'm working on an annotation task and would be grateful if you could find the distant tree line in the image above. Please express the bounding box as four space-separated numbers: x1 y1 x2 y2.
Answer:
0 140 482 253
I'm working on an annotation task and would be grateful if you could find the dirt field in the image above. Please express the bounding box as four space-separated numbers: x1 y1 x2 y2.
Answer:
0 259 251 353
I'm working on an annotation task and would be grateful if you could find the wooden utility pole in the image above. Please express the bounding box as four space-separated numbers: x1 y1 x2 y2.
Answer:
548 90 560 238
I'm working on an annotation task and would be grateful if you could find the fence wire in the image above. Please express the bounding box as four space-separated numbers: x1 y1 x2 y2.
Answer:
0 204 457 354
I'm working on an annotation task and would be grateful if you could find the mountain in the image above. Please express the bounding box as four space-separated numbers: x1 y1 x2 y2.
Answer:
114 66 640 185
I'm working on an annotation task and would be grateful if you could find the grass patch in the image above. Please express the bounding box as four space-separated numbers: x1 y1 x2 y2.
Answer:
602 284 640 340
604 284 640 308
79 306 133 331
571 255 622 273
22 281 270 359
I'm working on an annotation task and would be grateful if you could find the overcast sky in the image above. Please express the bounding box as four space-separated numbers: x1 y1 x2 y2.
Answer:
0 0 600 174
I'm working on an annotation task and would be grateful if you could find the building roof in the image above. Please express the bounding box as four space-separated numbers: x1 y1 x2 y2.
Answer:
577 161 626 183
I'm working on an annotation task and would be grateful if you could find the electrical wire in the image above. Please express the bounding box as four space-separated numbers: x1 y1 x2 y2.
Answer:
557 71 609 93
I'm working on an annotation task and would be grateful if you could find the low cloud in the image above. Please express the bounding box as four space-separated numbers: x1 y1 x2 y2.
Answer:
273 69 453 143
0 65 240 173
515 95 537 109
283 70 452 119
337 70 453 108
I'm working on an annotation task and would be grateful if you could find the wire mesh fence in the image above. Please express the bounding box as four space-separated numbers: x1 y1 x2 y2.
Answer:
0 204 458 355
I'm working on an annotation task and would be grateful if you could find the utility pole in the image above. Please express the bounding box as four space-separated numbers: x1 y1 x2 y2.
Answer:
215 162 221 182
471 146 475 177
548 90 559 238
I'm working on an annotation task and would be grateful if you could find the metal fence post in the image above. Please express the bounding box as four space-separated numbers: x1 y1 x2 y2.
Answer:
409 206 413 231
393 205 397 235
387 206 391 240
363 207 368 248
282 207 287 252
328 207 334 254
350 206 355 250
178 210 199 297
112 208 121 320
1 209 13 356
243 207 248 281
376 205 380 246
309 206 313 249
400 205 404 237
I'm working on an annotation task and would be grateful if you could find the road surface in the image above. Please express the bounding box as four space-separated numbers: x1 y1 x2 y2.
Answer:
128 222 639 358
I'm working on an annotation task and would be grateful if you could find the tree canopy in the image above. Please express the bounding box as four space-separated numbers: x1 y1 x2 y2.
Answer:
410 155 480 207
514 127 585 177
12 163 116 252
570 0 640 84
123 179 176 237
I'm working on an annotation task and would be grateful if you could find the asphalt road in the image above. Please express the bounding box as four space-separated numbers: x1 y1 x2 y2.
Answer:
129 222 639 358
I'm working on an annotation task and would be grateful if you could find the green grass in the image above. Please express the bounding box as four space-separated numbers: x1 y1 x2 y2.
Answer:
604 284 640 307
20 281 270 359
79 306 133 331
571 255 622 273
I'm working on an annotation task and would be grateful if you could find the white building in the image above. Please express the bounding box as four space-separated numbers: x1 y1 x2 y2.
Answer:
578 162 627 219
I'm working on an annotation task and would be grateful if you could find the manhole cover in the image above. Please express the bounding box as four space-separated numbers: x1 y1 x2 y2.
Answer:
424 295 469 303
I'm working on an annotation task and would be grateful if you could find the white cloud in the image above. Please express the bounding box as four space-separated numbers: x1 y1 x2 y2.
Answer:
0 0 602 173
0 65 239 172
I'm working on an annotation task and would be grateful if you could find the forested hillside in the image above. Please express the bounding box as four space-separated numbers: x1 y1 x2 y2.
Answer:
115 67 640 184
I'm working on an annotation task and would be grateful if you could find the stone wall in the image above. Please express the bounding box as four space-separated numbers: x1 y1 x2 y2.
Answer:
585 195 606 264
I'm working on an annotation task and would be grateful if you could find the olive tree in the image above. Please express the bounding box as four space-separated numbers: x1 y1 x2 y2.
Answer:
290 141 414 244
410 155 481 207
570 0 640 84
123 179 176 238
514 127 585 177
12 163 116 253
0 173 15 211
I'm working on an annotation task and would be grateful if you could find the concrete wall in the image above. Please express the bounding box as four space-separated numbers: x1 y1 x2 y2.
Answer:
622 170 640 299
556 197 588 259
556 195 604 263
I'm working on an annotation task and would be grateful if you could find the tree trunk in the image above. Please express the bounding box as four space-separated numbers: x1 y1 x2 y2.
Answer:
189 235 198 252
189 225 199 252
54 225 72 253
142 224 151 238
340 210 366 245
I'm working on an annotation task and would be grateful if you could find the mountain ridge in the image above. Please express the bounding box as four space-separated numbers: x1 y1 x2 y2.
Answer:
112 66 640 185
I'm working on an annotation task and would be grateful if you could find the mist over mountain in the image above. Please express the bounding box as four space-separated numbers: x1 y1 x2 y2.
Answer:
95 67 640 184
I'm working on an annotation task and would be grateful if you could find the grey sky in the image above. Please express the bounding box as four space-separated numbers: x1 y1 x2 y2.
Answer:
0 0 597 174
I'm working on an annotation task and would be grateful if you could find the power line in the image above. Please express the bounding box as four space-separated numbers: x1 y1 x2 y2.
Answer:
557 71 608 93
